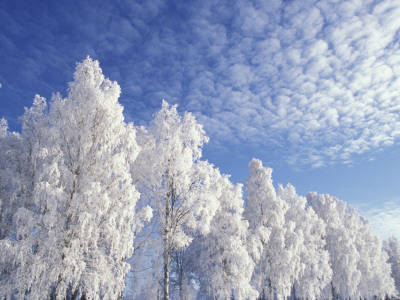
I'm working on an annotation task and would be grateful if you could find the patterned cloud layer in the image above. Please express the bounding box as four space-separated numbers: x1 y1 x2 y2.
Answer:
173 0 400 166
2 0 400 167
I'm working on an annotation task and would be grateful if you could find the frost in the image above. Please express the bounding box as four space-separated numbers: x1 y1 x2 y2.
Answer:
0 58 397 300
0 57 142 299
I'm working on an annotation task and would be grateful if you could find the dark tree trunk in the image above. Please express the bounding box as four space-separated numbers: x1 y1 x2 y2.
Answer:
268 278 273 300
163 192 171 300
163 233 170 300
292 284 296 300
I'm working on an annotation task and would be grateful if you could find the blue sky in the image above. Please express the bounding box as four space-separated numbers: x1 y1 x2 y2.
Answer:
1 0 399 239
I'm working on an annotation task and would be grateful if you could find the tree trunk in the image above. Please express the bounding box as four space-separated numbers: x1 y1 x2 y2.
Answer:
174 250 185 300
178 261 183 300
163 193 171 300
260 288 266 300
163 235 170 300
268 278 273 300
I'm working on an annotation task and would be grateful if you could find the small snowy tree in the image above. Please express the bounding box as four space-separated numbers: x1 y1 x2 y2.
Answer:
192 174 258 300
356 218 396 299
385 236 400 298
0 118 7 139
1 57 142 299
132 101 219 300
308 192 396 299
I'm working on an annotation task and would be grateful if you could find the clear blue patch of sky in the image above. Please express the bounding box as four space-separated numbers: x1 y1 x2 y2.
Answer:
203 142 400 211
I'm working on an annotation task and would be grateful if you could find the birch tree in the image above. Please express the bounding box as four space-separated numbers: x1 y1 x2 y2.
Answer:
193 174 258 300
385 236 400 298
307 192 362 299
278 184 332 299
356 218 396 299
0 118 21 240
244 158 289 299
0 98 49 298
307 192 395 299
0 119 22 297
132 100 219 300
1 57 142 299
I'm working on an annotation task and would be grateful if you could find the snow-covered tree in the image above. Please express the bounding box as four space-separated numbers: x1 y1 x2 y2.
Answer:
0 118 7 139
244 158 289 299
0 118 19 240
307 193 357 298
169 248 197 300
1 57 142 299
356 217 396 299
0 96 49 242
278 184 332 299
0 98 50 298
0 119 22 297
307 192 362 299
308 192 396 299
385 236 400 298
132 100 220 300
192 174 258 300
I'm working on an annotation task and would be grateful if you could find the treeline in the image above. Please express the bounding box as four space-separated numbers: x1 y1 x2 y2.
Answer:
0 58 399 300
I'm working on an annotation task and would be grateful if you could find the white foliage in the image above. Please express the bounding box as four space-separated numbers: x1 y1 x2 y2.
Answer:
385 236 400 298
308 192 362 299
194 174 258 300
0 118 7 139
356 218 396 299
244 158 289 299
278 184 332 299
1 57 398 300
132 100 219 299
308 192 396 299
0 57 141 300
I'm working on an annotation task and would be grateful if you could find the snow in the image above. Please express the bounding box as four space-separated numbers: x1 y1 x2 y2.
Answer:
0 57 397 300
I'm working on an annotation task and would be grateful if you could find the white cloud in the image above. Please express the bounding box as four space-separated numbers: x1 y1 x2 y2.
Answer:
4 0 400 167
167 0 400 166
359 200 400 240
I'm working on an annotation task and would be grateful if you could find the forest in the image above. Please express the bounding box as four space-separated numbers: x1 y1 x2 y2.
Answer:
0 58 400 300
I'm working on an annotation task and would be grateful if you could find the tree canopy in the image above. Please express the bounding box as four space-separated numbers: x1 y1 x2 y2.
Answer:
0 58 398 300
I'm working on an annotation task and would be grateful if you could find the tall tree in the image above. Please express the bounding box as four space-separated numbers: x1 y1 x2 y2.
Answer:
192 174 258 300
278 184 332 299
0 119 20 297
0 98 49 298
0 118 20 240
0 96 49 241
244 158 289 299
132 100 219 300
1 57 142 299
307 192 361 299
